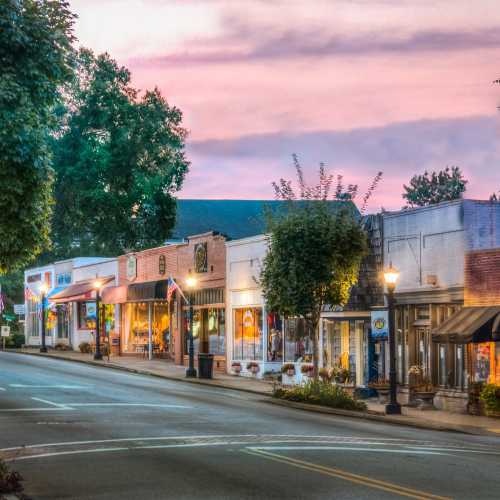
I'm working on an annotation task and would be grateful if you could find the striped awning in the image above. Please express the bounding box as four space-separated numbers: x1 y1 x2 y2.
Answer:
431 306 500 344
50 277 114 303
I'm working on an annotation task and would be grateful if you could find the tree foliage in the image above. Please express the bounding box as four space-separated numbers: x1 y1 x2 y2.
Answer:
262 157 375 376
51 48 190 257
403 166 467 208
0 0 75 273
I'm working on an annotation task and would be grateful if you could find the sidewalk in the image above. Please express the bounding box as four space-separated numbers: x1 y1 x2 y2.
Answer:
11 348 500 437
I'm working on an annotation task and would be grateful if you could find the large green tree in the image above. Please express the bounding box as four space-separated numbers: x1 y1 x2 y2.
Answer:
51 48 189 257
261 158 376 377
403 166 467 208
0 0 75 273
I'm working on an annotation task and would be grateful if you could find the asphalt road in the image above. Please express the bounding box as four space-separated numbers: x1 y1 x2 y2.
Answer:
1 352 499 500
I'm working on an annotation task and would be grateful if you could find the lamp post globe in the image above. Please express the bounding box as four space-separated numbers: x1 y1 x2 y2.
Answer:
185 274 197 378
383 263 401 415
93 280 103 361
39 283 49 353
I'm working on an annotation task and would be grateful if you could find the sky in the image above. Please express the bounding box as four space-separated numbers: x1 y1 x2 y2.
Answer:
70 0 500 211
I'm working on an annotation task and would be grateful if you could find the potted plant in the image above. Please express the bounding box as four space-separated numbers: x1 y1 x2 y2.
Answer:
231 362 242 375
319 367 333 383
332 365 350 384
468 382 485 415
281 363 296 377
368 377 390 404
246 361 260 375
480 384 500 418
409 366 435 410
301 364 314 378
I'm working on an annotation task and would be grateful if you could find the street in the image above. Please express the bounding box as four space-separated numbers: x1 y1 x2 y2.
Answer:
1 352 499 500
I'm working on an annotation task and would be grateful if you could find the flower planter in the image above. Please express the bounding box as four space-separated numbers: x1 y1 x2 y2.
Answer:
286 369 295 377
250 366 259 375
231 365 241 375
374 387 390 404
414 391 435 410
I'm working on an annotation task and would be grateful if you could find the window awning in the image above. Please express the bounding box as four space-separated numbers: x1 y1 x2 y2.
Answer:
126 280 168 302
50 277 114 304
431 306 500 344
101 285 128 305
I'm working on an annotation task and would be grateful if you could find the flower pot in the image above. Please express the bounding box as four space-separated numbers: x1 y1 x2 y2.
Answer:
286 369 295 377
376 388 390 404
414 391 435 410
232 365 241 375
250 366 259 375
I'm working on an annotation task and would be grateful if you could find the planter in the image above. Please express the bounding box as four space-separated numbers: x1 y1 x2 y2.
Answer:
485 409 500 418
231 364 241 375
286 369 295 377
250 366 259 375
375 387 390 405
414 391 436 410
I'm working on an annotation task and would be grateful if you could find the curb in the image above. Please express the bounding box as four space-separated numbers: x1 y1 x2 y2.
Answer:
265 398 497 436
10 350 274 397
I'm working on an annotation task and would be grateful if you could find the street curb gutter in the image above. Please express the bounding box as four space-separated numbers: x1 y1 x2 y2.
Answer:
265 399 496 436
9 350 499 437
10 350 273 397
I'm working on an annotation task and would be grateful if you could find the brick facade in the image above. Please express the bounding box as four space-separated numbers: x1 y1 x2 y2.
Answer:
464 248 500 306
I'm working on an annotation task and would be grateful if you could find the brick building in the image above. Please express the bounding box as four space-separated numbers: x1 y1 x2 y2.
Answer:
103 232 227 371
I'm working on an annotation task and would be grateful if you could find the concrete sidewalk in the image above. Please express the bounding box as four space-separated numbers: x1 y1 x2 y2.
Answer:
11 348 500 436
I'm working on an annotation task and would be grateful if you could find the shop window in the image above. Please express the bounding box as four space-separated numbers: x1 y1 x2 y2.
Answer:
123 302 149 353
471 343 491 383
78 302 97 330
284 318 313 363
438 344 447 386
233 307 262 360
56 305 69 339
184 307 225 356
208 308 225 355
267 313 283 362
27 298 40 337
454 345 465 389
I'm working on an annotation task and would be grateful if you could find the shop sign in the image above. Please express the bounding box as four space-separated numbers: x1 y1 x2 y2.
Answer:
126 255 137 280
27 274 41 283
13 304 25 315
159 255 166 275
194 242 208 273
371 310 388 339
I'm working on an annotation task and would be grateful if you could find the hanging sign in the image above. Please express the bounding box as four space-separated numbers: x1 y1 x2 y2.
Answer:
371 310 388 339
126 255 137 280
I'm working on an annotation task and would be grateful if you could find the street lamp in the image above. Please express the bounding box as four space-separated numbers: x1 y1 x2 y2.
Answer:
39 282 49 353
93 279 103 361
185 274 197 378
384 263 401 415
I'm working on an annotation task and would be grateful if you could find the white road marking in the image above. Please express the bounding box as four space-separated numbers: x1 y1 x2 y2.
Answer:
31 397 72 409
67 403 191 408
9 384 90 389
247 446 446 455
0 387 6 391
0 407 73 412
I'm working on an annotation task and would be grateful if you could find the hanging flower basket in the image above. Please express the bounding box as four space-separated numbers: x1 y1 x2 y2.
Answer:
231 362 242 375
246 362 260 374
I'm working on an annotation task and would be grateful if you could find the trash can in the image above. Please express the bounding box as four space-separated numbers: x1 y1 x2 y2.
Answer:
198 353 214 379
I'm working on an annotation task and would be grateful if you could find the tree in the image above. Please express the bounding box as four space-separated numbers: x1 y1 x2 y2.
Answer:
51 48 189 257
0 0 75 273
261 157 380 377
403 167 467 208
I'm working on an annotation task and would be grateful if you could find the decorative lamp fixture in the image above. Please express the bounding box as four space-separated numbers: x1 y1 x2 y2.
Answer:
383 263 400 287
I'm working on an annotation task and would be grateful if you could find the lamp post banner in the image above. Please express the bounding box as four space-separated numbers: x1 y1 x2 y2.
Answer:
371 310 389 339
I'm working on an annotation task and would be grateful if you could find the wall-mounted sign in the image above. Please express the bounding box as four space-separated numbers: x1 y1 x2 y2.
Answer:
126 255 137 280
13 304 25 315
371 310 388 339
27 274 41 283
194 242 208 273
159 255 166 275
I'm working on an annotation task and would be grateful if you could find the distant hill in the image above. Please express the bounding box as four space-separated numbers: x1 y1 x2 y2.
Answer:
172 199 357 240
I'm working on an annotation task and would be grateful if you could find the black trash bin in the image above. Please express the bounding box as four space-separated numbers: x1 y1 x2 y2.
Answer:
198 353 214 379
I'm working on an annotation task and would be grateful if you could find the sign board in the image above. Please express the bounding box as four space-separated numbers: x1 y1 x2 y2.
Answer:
371 310 388 339
14 304 25 315
2 313 15 322
126 255 137 280
1 326 10 337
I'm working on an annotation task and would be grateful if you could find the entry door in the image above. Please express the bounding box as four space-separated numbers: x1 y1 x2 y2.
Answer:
416 328 431 378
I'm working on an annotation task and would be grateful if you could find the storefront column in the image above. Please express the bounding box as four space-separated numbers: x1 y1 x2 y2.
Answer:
148 302 152 361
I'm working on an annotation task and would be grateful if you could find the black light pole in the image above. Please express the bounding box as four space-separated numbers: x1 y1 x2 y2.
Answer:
40 283 48 353
94 281 103 361
384 264 401 415
185 276 197 378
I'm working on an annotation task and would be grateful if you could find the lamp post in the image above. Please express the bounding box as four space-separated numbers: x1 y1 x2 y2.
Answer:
185 274 197 378
93 280 103 361
384 263 401 415
39 282 48 353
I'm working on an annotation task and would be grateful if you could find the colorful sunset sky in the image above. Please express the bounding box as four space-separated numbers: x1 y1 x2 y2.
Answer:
71 0 500 211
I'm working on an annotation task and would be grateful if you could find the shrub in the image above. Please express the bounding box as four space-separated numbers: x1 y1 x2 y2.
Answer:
281 363 295 374
5 333 25 349
480 384 500 412
319 367 333 383
54 343 71 351
79 342 92 353
0 459 23 495
273 379 367 411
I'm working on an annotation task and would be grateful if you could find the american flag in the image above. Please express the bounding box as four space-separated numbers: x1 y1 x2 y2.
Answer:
0 293 4 314
167 277 186 303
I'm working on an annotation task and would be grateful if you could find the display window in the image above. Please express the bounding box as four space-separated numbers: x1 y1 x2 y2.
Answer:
267 313 283 362
284 318 313 363
78 301 97 329
233 307 262 360
184 307 225 356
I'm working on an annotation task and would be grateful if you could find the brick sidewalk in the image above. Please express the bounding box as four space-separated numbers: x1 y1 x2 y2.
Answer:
11 349 500 436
